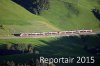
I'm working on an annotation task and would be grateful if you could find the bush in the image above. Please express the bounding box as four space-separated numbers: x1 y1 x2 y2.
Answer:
0 24 4 29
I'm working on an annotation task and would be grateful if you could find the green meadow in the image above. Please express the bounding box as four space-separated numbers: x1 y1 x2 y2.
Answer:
0 0 100 36
0 0 100 64
0 35 100 56
41 0 100 30
0 0 59 35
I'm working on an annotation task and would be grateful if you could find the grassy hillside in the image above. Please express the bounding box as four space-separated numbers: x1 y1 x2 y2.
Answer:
0 1 100 65
0 35 100 56
0 0 59 36
0 0 100 36
41 0 100 31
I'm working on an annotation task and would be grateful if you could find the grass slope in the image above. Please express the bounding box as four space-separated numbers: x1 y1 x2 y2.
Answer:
0 0 100 36
0 35 100 56
0 0 59 36
0 0 100 63
41 0 100 31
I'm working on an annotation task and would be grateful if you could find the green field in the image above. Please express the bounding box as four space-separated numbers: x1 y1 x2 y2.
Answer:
41 0 100 30
0 0 59 36
0 0 100 55
0 35 100 56
0 35 100 66
0 1 100 65
0 0 99 55
0 0 100 36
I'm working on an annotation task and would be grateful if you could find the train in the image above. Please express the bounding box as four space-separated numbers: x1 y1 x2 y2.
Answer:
15 30 93 37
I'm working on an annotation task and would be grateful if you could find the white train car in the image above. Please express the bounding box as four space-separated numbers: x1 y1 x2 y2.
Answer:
20 33 28 37
44 31 59 35
77 30 93 34
20 32 44 37
65 31 76 34
19 30 93 37
59 30 77 36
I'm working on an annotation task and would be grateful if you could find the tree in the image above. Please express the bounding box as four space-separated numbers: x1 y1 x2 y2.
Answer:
6 44 12 50
7 61 11 66
10 61 15 66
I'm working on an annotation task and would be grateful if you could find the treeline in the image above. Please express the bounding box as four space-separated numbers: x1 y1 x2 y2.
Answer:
0 44 56 66
0 44 39 55
12 0 49 14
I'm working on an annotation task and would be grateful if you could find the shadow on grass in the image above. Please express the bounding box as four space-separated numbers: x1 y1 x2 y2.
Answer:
0 35 100 56
0 35 100 66
92 9 100 21
12 0 49 15
37 35 100 56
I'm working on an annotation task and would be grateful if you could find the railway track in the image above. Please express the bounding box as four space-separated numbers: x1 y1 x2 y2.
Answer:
0 30 99 39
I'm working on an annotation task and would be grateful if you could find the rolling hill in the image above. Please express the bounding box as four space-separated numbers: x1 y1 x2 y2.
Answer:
41 0 100 30
0 0 59 36
0 0 100 36
0 1 100 65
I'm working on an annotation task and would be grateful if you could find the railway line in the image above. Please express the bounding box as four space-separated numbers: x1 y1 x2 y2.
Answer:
0 30 99 39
